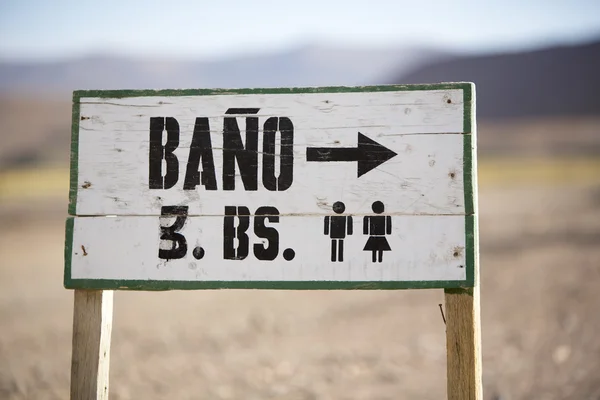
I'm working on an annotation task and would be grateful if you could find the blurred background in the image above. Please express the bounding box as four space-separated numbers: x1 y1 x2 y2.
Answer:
1 1 599 399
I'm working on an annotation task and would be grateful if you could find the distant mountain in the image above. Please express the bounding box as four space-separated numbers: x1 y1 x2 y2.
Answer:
0 44 443 93
3 40 600 120
391 40 600 119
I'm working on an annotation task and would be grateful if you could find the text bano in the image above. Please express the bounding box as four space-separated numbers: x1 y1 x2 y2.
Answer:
149 108 294 192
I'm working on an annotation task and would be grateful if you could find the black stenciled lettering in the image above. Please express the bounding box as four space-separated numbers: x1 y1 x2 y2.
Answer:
223 206 236 259
222 108 259 191
183 117 217 190
262 117 294 191
159 205 188 260
149 117 180 189
253 206 280 260
223 206 250 260
225 108 260 115
148 117 163 189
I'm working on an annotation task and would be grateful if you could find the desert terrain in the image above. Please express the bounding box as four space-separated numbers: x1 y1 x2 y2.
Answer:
1 96 600 399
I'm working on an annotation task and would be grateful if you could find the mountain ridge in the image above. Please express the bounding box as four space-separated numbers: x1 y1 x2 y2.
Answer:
0 43 443 93
390 39 600 119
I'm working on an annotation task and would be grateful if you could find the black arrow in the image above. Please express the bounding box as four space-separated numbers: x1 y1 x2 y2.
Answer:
306 132 398 177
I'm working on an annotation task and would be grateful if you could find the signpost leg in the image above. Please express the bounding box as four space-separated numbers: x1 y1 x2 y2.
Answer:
444 286 482 400
70 289 114 400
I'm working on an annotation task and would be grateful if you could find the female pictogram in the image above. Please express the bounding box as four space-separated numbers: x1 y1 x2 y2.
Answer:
363 201 392 262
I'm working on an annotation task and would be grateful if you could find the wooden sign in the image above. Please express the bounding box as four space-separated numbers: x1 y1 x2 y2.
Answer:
65 83 477 290
64 83 482 400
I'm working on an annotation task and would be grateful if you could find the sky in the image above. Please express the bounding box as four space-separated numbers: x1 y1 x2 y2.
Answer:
1 0 600 61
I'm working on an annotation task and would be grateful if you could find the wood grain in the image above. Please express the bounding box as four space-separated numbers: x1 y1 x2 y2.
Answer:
66 214 467 285
71 89 467 216
70 289 113 400
444 287 483 400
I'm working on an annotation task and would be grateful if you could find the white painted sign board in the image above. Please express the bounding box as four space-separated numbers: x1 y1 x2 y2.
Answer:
65 83 477 290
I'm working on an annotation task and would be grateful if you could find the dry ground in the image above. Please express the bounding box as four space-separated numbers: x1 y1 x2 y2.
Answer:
1 180 599 400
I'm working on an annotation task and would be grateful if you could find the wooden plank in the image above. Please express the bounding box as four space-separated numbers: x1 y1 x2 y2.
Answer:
70 86 470 216
77 90 463 135
75 133 467 217
64 214 471 290
445 286 483 400
444 287 482 399
70 289 113 400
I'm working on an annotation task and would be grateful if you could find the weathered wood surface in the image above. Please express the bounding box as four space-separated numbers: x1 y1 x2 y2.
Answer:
70 289 113 400
445 287 483 400
65 84 476 290
71 88 470 216
66 215 467 287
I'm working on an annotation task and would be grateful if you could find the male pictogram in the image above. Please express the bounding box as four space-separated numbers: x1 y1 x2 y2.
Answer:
363 201 392 262
324 201 353 262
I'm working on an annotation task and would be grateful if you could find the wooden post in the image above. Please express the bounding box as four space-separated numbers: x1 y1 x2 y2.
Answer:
444 286 482 400
70 289 114 400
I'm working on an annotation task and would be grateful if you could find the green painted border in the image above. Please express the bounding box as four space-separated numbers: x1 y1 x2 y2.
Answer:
65 82 477 291
463 83 477 288
462 83 475 217
462 82 473 135
68 93 81 215
73 82 473 99
465 214 476 287
64 217 74 288
463 134 474 216
64 279 471 291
